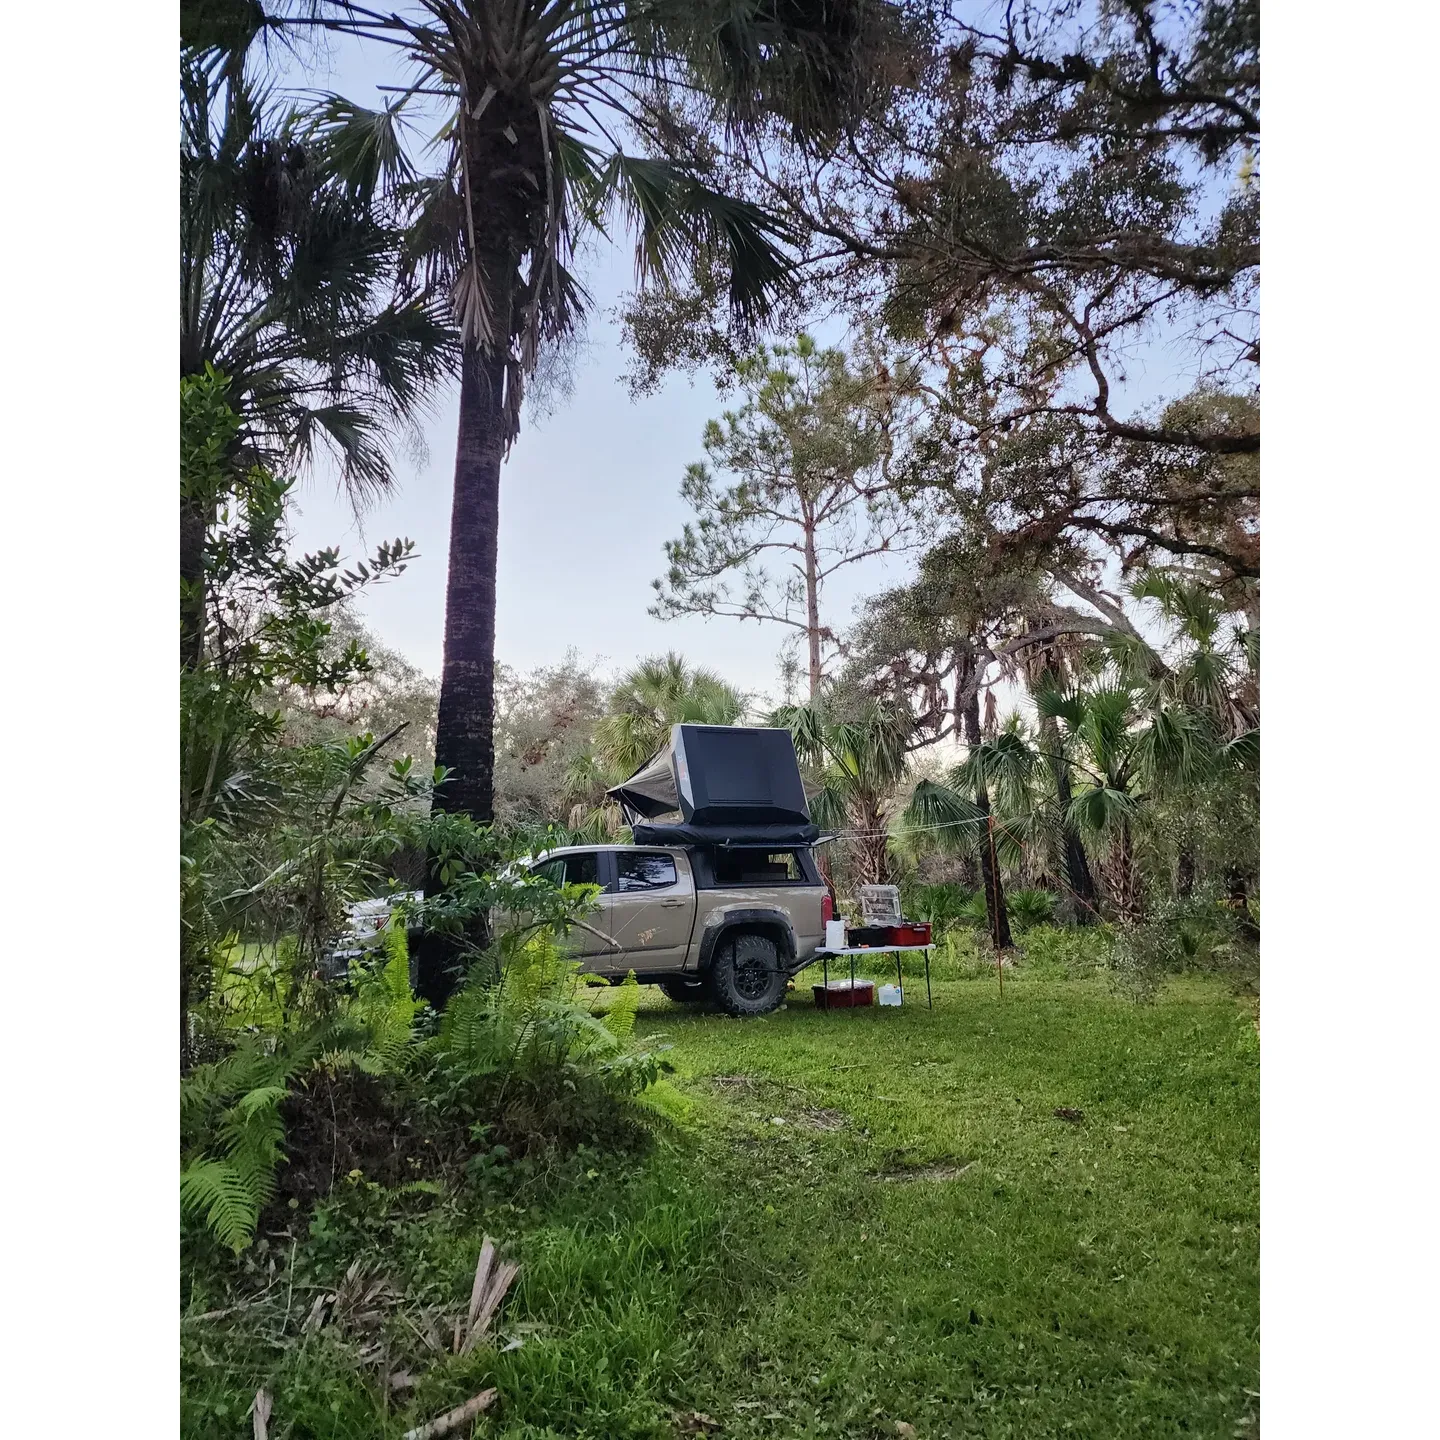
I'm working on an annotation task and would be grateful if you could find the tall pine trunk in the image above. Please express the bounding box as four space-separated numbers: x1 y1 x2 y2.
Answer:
964 687 1012 950
802 510 822 699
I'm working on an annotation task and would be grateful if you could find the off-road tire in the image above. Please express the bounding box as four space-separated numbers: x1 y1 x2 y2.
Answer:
707 933 787 1017
658 977 708 1004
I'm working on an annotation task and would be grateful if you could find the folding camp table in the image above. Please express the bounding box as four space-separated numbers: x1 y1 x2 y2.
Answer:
813 944 934 1009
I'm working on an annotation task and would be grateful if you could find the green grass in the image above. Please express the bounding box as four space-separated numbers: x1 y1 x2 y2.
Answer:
182 973 1258 1439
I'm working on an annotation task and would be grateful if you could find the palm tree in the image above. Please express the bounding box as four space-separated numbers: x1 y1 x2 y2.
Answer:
595 652 744 778
899 716 1021 951
1036 682 1215 926
774 699 911 887
1128 569 1259 923
291 0 890 823
180 52 455 666
1129 571 1258 738
1020 646 1101 922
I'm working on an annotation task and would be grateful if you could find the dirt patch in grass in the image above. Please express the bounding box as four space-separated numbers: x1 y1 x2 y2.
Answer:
797 1107 848 1131
873 1159 975 1182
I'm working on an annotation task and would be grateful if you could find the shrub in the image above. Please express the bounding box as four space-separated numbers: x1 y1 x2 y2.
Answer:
933 927 995 980
427 934 670 1160
906 882 980 934
1105 898 1258 1002
1007 887 1056 931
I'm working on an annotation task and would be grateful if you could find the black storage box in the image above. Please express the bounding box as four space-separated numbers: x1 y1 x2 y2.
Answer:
847 925 894 947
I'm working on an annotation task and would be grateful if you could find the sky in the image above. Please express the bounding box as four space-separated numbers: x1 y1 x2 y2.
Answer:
275 18 1212 713
278 32 913 709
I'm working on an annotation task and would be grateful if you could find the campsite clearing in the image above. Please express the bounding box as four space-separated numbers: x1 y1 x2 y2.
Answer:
182 972 1259 1439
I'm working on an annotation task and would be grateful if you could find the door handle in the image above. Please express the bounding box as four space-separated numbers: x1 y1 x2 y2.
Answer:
659 898 685 908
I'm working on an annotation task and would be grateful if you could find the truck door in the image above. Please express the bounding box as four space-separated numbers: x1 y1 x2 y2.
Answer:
603 850 695 971
529 851 614 964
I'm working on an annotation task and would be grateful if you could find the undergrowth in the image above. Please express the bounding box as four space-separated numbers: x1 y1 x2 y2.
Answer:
181 926 671 1256
182 973 1259 1440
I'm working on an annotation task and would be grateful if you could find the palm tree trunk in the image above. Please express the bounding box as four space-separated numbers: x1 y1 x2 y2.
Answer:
855 792 891 886
1039 711 1098 925
964 688 1012 950
433 337 509 822
1111 820 1141 925
422 324 512 1010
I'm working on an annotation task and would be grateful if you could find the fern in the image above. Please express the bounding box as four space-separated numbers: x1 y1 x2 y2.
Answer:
348 916 421 1070
634 1077 692 1126
600 972 641 1044
181 1158 264 1254
180 1035 304 1253
434 934 665 1107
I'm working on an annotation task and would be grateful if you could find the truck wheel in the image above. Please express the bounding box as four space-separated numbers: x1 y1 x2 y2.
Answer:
708 933 787 1017
658 977 708 1004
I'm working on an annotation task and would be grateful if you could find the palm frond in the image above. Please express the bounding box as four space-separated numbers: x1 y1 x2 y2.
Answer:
901 779 984 852
303 93 417 202
598 153 795 325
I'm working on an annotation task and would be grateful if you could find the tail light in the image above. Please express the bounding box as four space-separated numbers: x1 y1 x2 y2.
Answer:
821 892 833 925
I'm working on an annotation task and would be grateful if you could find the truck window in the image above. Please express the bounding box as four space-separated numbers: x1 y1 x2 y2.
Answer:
616 852 678 892
713 851 805 885
532 853 599 887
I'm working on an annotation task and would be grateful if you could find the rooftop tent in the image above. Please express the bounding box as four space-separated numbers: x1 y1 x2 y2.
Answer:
607 724 817 844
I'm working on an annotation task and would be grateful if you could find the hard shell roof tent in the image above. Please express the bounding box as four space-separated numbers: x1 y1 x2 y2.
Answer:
607 724 818 847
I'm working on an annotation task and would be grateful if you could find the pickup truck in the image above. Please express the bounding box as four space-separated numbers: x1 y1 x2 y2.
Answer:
520 842 832 1016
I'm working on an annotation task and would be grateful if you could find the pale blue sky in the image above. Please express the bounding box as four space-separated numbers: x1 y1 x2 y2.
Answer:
279 32 910 705
277 21 1206 707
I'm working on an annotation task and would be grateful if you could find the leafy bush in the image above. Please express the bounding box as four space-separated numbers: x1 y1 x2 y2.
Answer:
1106 898 1258 1002
181 370 428 1063
906 882 979 934
932 927 995 980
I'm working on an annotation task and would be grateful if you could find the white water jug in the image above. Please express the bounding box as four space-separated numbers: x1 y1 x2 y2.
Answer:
878 984 903 1007
826 919 847 950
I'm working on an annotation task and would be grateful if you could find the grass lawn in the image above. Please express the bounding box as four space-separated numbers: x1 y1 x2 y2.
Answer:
182 972 1259 1439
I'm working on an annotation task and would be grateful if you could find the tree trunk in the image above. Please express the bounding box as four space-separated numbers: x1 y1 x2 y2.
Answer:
433 338 509 823
855 792 891 886
1226 867 1260 943
802 512 822 699
1177 842 1196 899
1110 821 1141 926
180 494 207 669
964 688 1012 950
180 946 192 1073
1039 710 1098 925
424 321 513 1010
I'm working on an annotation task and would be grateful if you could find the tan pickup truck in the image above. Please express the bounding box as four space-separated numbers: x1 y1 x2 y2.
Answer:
525 842 831 1016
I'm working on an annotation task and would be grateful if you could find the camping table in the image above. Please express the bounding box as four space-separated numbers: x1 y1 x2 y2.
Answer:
813 944 934 1010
